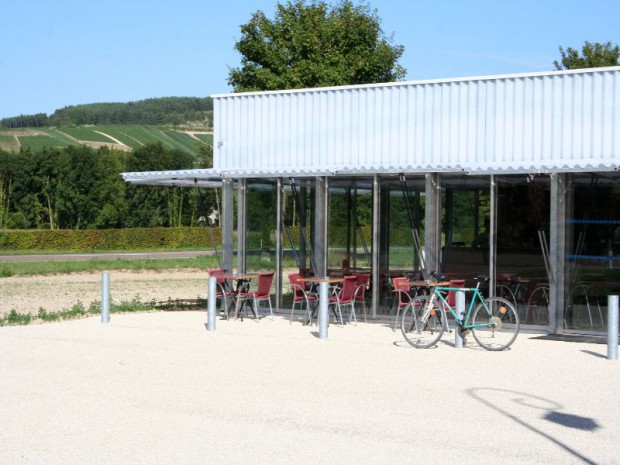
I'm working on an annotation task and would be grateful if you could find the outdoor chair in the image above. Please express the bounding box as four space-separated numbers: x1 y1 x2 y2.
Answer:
392 276 413 331
208 268 232 318
328 275 358 326
288 272 317 324
236 271 275 320
353 274 370 323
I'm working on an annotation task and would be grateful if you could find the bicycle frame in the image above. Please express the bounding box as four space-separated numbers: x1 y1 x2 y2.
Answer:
430 285 496 330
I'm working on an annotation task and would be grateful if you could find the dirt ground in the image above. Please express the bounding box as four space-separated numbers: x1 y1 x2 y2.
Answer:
0 270 212 316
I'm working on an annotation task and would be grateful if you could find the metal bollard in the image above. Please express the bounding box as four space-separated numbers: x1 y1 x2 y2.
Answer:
454 290 465 348
608 295 618 360
318 281 329 339
101 271 110 323
207 276 217 332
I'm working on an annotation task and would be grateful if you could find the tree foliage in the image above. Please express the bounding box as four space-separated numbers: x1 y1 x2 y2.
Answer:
228 0 406 91
554 41 620 70
0 143 219 230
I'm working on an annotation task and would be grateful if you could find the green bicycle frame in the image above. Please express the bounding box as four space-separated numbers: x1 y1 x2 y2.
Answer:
430 286 496 330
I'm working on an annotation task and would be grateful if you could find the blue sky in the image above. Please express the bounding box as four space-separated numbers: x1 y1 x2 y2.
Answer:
0 0 618 119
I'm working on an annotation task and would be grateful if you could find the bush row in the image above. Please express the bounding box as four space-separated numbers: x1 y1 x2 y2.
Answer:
0 227 222 251
0 225 415 252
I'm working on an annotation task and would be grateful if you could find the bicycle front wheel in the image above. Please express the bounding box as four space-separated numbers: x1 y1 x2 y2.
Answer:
471 297 520 351
401 295 444 349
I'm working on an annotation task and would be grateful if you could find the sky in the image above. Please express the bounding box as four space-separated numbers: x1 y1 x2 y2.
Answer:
1 0 619 119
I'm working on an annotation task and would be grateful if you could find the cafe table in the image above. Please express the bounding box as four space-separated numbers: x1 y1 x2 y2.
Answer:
299 276 343 339
219 273 260 320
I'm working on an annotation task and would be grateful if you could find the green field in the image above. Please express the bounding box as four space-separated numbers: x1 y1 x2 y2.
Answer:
0 135 20 152
0 125 213 157
59 127 116 143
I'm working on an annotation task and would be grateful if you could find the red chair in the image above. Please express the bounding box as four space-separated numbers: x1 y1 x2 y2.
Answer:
329 275 358 325
392 276 412 330
208 268 232 318
353 274 370 323
288 273 318 324
237 272 275 320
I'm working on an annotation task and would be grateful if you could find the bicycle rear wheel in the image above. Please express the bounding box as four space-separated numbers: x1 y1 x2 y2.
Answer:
471 297 520 351
401 295 444 348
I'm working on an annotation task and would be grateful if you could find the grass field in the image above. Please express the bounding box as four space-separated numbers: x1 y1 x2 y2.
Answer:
58 127 116 143
0 135 19 152
0 125 212 157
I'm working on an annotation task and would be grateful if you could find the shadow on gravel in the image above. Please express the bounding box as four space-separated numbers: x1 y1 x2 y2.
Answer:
468 388 599 465
580 349 607 359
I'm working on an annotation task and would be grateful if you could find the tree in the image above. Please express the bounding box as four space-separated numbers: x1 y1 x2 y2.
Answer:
554 41 620 70
228 0 405 91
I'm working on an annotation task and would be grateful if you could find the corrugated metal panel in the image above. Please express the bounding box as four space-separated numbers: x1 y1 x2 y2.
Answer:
121 169 225 187
213 67 620 175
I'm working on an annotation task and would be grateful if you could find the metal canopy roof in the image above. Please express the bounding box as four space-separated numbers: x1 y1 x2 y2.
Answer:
121 169 225 187
122 67 620 187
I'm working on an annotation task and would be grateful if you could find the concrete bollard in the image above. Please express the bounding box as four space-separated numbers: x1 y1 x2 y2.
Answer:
608 295 618 360
454 290 465 348
318 281 329 339
101 272 110 323
207 276 217 332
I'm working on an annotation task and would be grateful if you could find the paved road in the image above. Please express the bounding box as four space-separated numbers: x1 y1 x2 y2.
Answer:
0 250 216 262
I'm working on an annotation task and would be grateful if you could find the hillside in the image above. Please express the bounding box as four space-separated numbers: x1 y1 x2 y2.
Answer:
0 125 213 156
1 97 213 128
0 96 214 156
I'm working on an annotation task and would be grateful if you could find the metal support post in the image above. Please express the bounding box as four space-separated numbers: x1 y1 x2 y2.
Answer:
207 276 217 332
455 290 465 348
101 272 110 323
318 281 329 339
608 295 618 360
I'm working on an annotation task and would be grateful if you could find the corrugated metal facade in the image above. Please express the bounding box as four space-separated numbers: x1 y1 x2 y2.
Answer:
213 67 620 176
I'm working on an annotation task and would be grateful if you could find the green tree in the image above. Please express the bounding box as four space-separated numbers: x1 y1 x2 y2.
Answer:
228 0 406 91
124 143 195 227
554 41 620 70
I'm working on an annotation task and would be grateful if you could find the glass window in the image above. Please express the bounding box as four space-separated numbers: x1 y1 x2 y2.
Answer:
495 175 550 327
565 172 620 331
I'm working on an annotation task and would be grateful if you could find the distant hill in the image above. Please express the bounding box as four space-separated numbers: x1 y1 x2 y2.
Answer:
0 97 214 156
0 96 213 129
0 125 212 157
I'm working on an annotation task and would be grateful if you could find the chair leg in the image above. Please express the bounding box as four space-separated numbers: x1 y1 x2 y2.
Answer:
290 300 296 324
267 297 274 320
336 303 344 326
349 303 357 325
393 306 401 332
305 300 314 325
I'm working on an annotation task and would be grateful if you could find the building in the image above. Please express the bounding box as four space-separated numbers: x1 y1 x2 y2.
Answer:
122 66 620 335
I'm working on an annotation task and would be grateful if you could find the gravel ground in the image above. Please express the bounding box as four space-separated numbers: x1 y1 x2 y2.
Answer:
0 311 618 465
0 270 211 316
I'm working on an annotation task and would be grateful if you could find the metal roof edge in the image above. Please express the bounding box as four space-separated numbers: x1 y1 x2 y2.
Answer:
211 66 620 99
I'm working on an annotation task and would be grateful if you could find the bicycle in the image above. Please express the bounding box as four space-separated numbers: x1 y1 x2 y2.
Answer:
401 276 520 351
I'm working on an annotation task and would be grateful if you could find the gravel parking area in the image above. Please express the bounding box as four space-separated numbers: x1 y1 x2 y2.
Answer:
0 310 618 464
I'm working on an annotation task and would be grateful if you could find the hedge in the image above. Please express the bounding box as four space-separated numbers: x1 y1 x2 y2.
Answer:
0 225 416 252
0 227 222 251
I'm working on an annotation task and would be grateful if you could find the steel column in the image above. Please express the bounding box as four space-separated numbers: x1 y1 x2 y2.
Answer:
313 176 328 277
221 179 234 273
371 175 380 319
237 178 247 274
550 173 567 333
489 175 497 296
275 178 283 309
425 173 441 276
